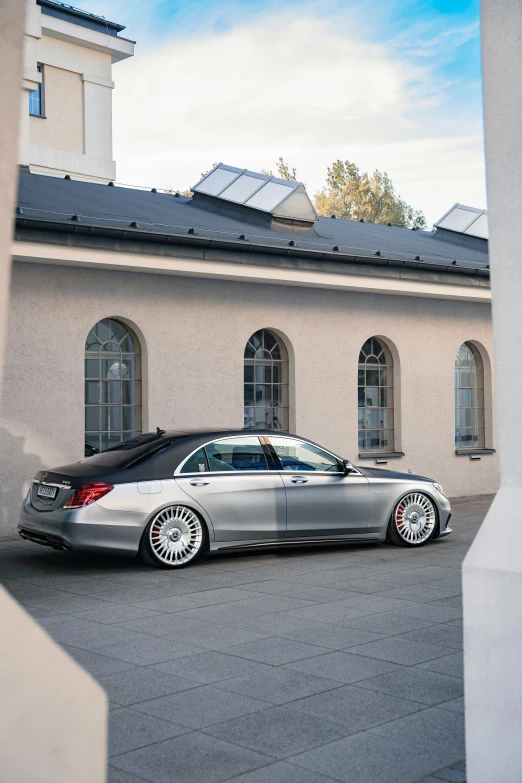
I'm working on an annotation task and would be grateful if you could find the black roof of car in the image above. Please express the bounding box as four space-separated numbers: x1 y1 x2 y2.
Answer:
35 429 311 486
143 428 289 439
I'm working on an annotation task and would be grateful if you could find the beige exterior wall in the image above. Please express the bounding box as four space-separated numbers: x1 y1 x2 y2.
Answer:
0 260 498 537
36 33 112 81
30 64 83 153
21 7 133 182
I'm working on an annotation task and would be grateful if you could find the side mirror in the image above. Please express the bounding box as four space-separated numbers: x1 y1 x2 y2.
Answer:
343 459 356 475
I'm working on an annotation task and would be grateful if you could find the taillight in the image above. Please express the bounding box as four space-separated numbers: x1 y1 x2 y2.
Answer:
63 482 113 509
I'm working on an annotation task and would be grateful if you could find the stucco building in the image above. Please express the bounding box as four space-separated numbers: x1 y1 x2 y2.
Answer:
1 0 496 538
20 0 133 182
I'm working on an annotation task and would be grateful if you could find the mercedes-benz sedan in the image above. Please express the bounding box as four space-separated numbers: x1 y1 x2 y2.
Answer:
19 429 452 568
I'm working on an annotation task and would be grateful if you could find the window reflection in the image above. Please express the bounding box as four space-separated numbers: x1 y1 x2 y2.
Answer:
244 330 289 431
206 437 269 471
455 343 484 448
358 337 394 452
84 319 142 455
269 437 341 472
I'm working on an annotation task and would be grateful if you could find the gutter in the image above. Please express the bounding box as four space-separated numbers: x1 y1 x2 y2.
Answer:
14 216 491 281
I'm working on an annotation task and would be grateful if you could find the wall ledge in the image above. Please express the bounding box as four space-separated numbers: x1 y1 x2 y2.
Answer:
358 451 405 460
455 448 496 456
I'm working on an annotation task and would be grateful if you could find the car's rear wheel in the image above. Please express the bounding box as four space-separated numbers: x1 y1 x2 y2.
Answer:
388 492 437 547
139 505 205 568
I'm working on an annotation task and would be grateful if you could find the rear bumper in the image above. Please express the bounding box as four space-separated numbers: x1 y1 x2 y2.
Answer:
19 499 148 557
19 527 73 551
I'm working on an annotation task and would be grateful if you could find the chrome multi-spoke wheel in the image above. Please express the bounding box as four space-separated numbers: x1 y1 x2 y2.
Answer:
391 493 436 546
141 505 204 568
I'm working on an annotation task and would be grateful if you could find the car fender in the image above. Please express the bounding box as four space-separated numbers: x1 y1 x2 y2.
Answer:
367 480 440 533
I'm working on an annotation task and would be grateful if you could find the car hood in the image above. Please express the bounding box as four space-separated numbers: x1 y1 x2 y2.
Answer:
358 467 434 483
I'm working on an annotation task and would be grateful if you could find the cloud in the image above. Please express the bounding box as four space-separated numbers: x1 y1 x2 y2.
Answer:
112 6 485 225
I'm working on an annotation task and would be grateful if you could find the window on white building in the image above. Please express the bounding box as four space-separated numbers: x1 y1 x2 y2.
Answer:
85 318 142 455
244 329 289 431
29 65 44 117
455 342 485 448
358 337 394 452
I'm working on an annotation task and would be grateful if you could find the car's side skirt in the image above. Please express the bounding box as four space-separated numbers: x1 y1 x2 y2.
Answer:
211 533 380 553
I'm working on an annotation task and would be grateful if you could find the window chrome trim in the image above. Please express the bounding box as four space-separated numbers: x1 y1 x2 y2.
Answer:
175 434 269 476
32 479 71 489
174 434 363 477
265 434 363 476
176 470 282 477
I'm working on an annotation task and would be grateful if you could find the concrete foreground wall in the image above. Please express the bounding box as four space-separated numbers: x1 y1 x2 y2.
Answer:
1 6 108 783
463 1 522 780
0 586 108 783
0 260 497 536
0 0 24 387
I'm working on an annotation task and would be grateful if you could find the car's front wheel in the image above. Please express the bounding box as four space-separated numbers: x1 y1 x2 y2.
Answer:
388 492 437 547
139 505 205 568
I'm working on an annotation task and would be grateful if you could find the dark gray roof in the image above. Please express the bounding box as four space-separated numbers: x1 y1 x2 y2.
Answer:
15 168 489 277
38 0 127 37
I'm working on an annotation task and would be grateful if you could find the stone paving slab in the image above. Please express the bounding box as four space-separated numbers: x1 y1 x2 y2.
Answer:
205 704 349 760
1 494 492 782
355 666 464 706
212 667 342 704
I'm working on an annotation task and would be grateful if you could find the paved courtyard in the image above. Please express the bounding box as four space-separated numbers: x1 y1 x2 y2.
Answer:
0 495 492 783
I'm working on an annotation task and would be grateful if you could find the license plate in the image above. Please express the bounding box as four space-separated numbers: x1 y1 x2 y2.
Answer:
37 484 58 500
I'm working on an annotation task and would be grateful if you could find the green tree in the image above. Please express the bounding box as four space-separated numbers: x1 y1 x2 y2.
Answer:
314 159 426 229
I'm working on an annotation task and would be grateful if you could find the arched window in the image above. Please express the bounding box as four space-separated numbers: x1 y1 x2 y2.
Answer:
455 342 484 448
358 337 394 452
85 318 142 454
244 329 289 431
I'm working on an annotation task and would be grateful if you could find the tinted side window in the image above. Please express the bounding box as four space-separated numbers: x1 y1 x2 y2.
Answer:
268 437 342 472
205 437 268 472
180 448 209 474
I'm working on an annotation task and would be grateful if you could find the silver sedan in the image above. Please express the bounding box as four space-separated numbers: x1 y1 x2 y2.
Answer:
19 429 452 569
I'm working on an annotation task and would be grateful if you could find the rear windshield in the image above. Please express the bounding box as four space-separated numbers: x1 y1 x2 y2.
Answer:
82 434 172 469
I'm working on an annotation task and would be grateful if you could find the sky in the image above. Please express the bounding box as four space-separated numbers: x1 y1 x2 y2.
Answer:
84 0 485 226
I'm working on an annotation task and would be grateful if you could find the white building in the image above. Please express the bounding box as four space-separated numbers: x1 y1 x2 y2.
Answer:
1 0 497 538
20 0 133 183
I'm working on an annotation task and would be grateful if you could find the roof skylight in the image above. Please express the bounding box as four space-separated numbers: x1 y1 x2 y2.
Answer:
435 204 488 240
220 174 265 204
192 163 318 225
196 167 240 196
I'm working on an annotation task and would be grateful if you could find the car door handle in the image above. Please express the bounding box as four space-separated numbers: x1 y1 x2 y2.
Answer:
290 477 309 484
190 480 209 486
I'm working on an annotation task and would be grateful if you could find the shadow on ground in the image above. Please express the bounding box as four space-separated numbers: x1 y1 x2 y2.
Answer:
0 495 493 783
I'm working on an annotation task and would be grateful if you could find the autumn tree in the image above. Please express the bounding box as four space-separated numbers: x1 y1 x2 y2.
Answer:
168 158 425 230
314 159 426 229
275 157 298 182
261 157 299 181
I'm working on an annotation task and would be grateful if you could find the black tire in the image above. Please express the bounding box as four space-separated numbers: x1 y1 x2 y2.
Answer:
387 492 437 548
139 505 207 569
